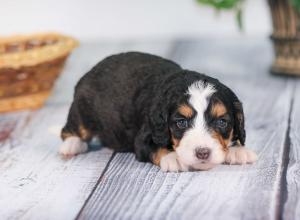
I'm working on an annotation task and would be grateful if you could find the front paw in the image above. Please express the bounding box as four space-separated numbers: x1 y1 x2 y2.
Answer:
225 147 257 165
59 136 88 157
160 152 189 172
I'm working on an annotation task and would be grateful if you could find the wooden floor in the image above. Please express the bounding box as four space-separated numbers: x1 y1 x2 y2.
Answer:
1 38 300 220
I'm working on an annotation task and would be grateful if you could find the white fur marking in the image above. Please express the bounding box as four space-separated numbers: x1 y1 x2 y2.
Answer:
59 136 88 156
176 81 226 169
160 152 189 172
187 81 216 114
225 147 258 165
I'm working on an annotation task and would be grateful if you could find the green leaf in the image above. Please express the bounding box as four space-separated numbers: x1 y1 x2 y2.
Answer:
196 0 244 31
291 0 300 12
196 0 240 10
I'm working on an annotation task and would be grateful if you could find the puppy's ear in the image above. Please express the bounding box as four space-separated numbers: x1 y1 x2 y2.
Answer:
148 101 170 146
218 84 246 145
232 101 246 145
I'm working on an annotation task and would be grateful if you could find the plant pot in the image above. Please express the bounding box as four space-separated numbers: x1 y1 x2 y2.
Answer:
268 0 300 75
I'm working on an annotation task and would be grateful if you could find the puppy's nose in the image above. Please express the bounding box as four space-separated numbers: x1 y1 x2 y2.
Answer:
195 147 211 160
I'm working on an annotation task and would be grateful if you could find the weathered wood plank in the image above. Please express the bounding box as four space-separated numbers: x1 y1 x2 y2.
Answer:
171 38 273 78
0 40 174 220
0 111 31 143
77 39 293 220
283 80 300 220
0 106 113 220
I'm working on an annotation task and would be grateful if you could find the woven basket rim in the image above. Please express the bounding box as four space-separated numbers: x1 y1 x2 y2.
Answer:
0 32 78 69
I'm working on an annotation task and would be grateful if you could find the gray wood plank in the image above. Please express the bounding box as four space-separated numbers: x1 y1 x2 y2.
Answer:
0 106 113 220
77 39 293 220
283 80 300 220
171 38 273 78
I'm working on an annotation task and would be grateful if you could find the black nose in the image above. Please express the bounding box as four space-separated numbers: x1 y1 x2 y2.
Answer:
195 147 211 160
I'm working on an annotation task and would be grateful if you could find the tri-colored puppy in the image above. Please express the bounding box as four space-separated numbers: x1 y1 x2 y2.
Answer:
60 52 257 172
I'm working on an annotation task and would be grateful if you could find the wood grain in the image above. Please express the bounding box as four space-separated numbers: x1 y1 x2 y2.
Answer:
283 80 300 220
77 40 294 220
0 106 113 220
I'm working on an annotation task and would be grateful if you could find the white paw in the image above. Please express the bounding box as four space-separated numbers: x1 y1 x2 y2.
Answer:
190 163 217 171
59 136 88 157
225 147 258 165
160 152 189 172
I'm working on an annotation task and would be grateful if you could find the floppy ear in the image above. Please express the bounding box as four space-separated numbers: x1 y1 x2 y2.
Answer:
218 85 246 145
148 100 171 147
232 101 246 145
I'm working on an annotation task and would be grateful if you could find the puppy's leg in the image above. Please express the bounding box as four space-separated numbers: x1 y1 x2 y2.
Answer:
134 126 188 172
152 148 189 172
225 146 258 165
60 103 92 157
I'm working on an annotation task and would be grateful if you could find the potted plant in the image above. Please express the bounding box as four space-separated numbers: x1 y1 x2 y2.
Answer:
197 0 300 76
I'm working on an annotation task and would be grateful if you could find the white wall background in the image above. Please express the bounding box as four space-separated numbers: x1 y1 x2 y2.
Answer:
0 0 272 41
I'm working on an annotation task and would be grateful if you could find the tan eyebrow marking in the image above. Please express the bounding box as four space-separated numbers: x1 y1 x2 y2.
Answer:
178 104 193 118
211 102 227 117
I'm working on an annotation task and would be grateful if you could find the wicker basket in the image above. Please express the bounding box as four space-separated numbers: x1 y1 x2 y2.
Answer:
0 33 78 112
269 0 300 75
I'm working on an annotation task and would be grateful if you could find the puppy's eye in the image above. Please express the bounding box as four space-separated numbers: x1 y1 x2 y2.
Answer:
216 118 228 128
176 119 188 129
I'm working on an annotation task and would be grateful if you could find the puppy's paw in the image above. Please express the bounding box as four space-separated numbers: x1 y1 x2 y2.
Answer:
160 152 189 172
225 147 257 165
59 136 88 157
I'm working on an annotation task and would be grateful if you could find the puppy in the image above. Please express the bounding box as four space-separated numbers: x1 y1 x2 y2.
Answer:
60 52 257 172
